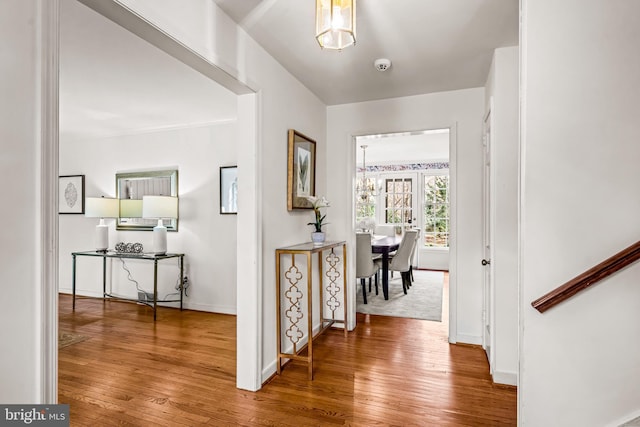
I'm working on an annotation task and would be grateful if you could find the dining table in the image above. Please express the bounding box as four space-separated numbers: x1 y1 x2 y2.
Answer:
371 235 402 300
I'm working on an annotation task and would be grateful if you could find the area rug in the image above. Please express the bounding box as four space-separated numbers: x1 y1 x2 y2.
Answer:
356 270 444 321
58 331 89 349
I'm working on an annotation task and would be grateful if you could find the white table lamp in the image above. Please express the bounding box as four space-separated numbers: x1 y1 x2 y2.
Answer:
85 197 119 251
142 196 178 255
119 199 143 218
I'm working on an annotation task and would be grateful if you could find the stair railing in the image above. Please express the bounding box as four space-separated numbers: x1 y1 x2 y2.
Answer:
531 240 640 313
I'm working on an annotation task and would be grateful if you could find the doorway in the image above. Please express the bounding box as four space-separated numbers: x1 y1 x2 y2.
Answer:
52 0 261 400
355 129 451 270
353 128 452 323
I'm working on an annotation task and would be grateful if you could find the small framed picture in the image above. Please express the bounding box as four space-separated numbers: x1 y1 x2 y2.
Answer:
59 175 85 214
287 129 316 210
220 166 238 214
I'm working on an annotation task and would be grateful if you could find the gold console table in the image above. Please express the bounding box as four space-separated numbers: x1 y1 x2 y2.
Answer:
275 240 348 379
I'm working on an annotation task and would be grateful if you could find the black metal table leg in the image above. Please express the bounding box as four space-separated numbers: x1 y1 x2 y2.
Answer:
72 254 76 309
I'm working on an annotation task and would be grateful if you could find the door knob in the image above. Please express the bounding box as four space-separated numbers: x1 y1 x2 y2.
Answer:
481 259 491 266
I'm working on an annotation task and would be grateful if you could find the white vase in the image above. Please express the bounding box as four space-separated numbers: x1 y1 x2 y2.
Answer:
311 231 326 245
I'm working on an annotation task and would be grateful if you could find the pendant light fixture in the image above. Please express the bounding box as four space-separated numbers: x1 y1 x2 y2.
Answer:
356 145 379 203
315 0 356 50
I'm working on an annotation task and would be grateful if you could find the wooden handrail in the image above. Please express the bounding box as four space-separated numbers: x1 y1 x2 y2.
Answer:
532 240 640 313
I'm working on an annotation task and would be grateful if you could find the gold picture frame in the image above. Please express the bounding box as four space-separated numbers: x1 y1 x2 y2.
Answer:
287 129 316 210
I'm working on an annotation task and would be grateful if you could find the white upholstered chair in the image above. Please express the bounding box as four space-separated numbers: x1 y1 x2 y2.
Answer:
388 229 419 294
374 224 396 237
356 232 381 304
407 228 421 287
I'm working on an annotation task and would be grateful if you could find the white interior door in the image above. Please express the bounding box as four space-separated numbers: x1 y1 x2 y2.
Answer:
482 108 495 370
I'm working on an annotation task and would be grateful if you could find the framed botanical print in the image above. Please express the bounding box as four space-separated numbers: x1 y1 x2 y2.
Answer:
58 175 85 214
287 129 316 210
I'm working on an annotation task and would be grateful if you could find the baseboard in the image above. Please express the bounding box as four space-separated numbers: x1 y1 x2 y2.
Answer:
261 321 326 386
456 334 483 345
182 302 236 315
59 289 236 315
492 370 517 386
60 289 103 298
606 409 640 427
607 409 640 427
262 360 277 384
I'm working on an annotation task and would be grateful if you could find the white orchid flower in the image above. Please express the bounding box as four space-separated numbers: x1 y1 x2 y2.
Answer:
304 195 330 209
304 195 330 232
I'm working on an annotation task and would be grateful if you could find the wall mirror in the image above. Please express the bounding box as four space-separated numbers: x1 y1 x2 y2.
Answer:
220 166 238 214
116 169 178 231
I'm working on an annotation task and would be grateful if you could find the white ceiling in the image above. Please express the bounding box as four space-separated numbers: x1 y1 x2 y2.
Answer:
60 0 518 140
59 0 237 141
213 0 519 105
356 129 450 165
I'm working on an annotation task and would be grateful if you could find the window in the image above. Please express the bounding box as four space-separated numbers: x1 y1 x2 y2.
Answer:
384 177 413 226
423 175 449 247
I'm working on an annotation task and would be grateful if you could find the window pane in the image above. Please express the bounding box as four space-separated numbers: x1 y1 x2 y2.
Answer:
423 174 450 248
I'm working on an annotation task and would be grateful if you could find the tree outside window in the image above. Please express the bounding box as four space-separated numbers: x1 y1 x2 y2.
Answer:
423 175 449 247
384 178 412 227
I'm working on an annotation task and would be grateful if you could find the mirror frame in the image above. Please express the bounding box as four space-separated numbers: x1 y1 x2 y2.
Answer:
115 169 179 231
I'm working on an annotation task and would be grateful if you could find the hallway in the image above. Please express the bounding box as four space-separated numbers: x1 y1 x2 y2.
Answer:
58 274 516 426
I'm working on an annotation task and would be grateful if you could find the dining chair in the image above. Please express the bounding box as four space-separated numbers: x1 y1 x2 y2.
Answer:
407 228 421 288
388 229 419 295
374 224 396 237
356 232 381 304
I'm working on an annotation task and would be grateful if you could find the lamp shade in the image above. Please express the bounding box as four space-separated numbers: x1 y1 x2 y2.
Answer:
142 196 178 219
85 197 119 218
315 0 356 50
119 199 143 218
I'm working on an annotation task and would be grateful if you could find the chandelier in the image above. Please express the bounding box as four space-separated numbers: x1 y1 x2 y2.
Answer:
315 0 356 50
356 145 379 203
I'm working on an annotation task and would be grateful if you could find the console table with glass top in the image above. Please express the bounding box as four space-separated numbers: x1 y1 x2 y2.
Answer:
275 240 348 380
71 250 185 320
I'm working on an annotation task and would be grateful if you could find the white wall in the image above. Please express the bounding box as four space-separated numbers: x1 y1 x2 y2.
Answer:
59 123 238 314
485 47 519 386
0 0 53 403
327 88 485 344
111 0 328 387
520 1 640 425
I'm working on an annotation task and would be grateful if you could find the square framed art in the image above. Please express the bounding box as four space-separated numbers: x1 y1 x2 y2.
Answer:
59 175 85 214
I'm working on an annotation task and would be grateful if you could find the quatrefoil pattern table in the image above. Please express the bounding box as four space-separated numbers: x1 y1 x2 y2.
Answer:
275 241 348 380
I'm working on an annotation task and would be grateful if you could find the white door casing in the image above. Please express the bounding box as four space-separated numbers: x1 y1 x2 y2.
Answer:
482 104 496 372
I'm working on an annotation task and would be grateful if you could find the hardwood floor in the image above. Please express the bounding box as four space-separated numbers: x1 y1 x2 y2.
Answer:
58 277 516 426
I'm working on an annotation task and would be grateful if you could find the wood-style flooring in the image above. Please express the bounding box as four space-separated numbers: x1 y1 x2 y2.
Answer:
58 276 517 426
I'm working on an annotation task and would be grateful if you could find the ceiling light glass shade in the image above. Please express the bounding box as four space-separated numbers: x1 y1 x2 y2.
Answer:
315 0 356 50
85 197 119 218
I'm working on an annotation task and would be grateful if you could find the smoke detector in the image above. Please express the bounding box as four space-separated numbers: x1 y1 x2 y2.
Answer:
374 58 392 72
